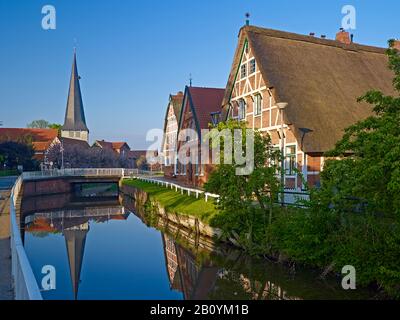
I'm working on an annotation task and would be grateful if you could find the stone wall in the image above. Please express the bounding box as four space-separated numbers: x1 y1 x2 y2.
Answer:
23 178 72 197
121 184 222 239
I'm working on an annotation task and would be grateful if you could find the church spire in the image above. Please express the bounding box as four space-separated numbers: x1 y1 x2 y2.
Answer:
61 50 89 138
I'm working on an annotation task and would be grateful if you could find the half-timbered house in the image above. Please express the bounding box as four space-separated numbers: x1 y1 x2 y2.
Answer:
162 92 184 178
222 25 397 189
176 86 225 187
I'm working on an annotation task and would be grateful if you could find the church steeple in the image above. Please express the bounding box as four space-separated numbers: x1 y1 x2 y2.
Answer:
61 50 89 142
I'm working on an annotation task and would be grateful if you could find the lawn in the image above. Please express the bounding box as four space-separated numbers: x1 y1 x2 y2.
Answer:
0 169 18 177
123 179 220 224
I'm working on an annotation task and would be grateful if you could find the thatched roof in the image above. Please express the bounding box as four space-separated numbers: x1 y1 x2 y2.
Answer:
223 26 398 153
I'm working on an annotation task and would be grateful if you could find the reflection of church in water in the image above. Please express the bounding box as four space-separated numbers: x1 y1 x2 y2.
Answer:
24 202 296 300
24 204 129 300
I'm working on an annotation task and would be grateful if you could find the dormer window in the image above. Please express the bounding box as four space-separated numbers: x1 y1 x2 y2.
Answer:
241 64 247 79
238 99 246 120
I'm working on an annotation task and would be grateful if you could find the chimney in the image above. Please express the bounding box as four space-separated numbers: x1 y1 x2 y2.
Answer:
336 28 351 44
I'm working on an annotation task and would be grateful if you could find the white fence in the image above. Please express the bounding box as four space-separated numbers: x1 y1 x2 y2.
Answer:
136 177 220 202
10 176 43 300
281 190 310 206
135 177 311 206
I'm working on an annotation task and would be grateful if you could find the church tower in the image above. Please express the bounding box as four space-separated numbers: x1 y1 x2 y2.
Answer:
61 50 89 142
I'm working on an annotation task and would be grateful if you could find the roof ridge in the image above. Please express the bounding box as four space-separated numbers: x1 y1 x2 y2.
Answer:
188 86 225 90
242 25 388 54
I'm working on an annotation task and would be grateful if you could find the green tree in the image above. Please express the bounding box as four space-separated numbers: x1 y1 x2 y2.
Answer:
27 120 62 134
289 41 400 298
0 141 38 171
319 41 400 217
205 120 281 252
27 119 51 128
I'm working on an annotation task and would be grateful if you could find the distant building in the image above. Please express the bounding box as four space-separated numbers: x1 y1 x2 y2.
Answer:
93 140 131 156
175 86 225 188
0 128 59 162
161 92 184 178
61 50 90 143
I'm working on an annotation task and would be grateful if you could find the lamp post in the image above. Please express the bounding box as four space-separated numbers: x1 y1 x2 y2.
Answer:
276 102 288 206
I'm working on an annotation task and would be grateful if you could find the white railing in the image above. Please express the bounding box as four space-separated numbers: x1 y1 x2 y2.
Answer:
20 168 165 180
134 177 310 206
22 168 135 180
10 176 43 300
134 176 220 202
281 190 310 205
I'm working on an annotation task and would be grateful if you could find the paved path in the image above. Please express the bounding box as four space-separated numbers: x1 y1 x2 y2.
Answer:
0 176 16 300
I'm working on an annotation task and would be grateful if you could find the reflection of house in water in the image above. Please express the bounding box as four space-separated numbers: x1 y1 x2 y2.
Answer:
162 233 220 300
162 234 182 291
160 232 302 301
24 204 129 300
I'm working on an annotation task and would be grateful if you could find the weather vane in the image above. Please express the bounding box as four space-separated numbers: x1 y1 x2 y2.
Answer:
245 12 250 25
189 73 193 87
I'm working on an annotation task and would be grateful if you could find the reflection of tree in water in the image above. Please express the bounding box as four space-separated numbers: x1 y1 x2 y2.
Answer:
156 214 371 300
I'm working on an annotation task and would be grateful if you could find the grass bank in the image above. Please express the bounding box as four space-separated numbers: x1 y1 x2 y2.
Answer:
123 179 220 224
0 170 18 177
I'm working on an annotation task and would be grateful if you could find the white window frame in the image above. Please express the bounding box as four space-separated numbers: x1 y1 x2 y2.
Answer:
285 144 297 177
254 94 262 116
240 64 247 79
249 58 256 74
238 99 246 120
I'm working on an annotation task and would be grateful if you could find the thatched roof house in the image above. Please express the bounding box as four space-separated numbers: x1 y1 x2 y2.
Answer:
223 25 398 154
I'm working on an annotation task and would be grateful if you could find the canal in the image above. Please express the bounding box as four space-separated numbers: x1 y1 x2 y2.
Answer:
20 189 372 300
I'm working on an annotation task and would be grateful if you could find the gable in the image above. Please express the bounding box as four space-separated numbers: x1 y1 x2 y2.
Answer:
224 25 397 152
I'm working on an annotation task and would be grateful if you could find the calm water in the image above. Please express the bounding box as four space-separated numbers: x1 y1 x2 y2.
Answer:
21 193 372 300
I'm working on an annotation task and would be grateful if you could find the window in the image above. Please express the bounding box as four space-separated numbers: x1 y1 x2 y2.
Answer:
250 59 256 74
238 99 246 120
240 64 247 79
75 132 81 138
210 112 221 126
285 145 297 176
254 94 262 116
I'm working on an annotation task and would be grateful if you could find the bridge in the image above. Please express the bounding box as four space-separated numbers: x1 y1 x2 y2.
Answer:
20 168 157 198
9 168 158 300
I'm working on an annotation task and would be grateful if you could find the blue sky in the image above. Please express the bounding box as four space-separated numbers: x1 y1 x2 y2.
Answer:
1 0 399 148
